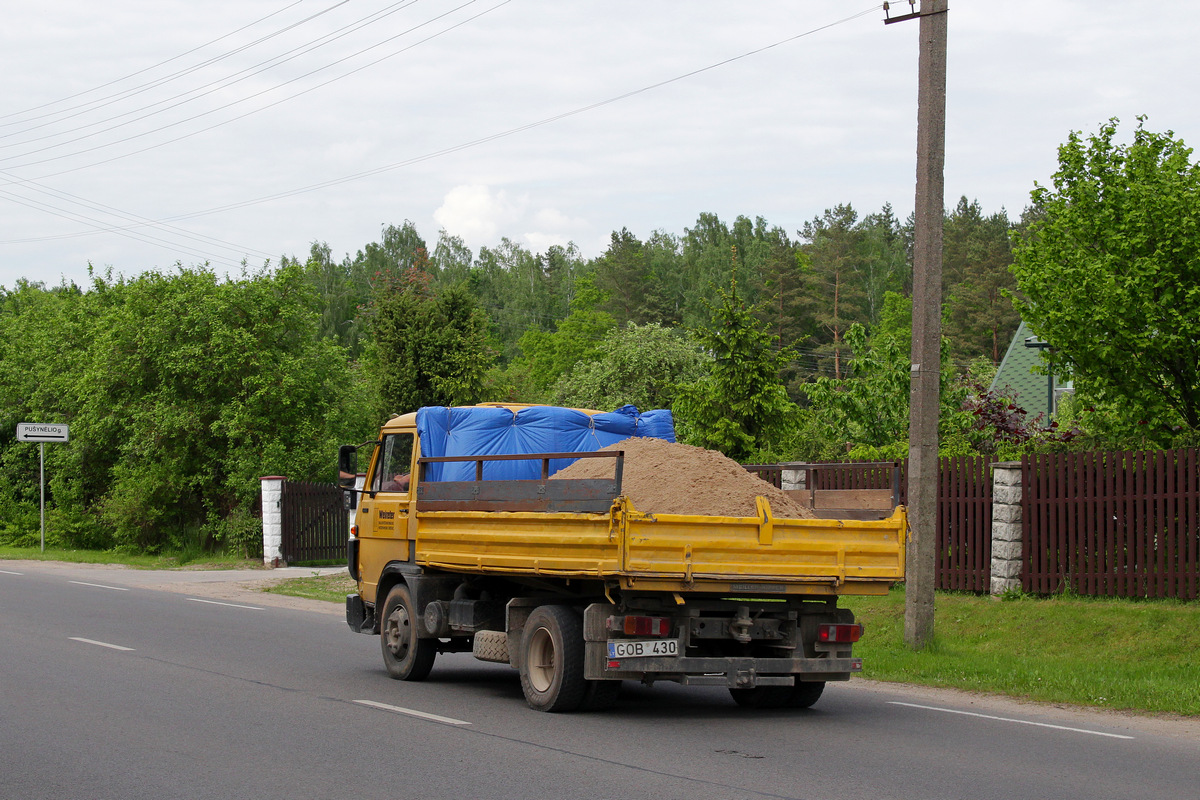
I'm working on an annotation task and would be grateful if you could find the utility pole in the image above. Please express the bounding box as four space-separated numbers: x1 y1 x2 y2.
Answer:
885 0 947 649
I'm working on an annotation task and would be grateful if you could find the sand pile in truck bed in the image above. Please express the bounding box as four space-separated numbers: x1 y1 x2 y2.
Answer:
552 436 814 519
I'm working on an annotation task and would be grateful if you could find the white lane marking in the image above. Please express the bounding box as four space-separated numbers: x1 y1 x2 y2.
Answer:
187 597 264 610
0 569 23 575
69 580 129 591
354 699 471 726
70 637 135 652
888 701 1135 740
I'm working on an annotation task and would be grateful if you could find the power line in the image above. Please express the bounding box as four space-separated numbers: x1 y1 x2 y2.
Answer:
0 0 489 171
0 0 499 266
0 0 413 147
0 187 249 270
1 4 879 268
0 170 277 262
0 0 310 124
135 5 884 225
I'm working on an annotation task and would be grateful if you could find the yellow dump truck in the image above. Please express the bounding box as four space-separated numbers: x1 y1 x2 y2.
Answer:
340 404 906 712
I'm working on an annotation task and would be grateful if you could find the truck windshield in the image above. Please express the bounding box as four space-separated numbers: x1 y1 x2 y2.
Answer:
372 432 414 494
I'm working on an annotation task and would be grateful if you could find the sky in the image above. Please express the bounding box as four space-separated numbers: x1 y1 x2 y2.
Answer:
3 1 1199 289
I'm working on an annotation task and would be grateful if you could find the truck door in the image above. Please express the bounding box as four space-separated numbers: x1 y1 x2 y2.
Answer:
356 430 416 604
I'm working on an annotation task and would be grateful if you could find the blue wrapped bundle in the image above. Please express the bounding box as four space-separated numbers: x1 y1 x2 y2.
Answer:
416 404 675 482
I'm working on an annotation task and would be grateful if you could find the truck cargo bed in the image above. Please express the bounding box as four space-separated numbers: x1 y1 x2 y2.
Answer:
413 496 905 596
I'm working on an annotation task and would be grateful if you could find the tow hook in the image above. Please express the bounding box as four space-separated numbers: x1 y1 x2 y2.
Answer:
729 605 753 643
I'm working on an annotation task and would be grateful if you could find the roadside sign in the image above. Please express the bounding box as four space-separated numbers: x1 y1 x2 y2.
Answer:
17 423 69 443
16 423 69 553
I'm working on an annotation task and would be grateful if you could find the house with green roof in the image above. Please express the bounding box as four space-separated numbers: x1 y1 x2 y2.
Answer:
988 320 1073 420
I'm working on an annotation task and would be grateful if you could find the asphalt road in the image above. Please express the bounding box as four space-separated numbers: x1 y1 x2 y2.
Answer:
1 561 1196 800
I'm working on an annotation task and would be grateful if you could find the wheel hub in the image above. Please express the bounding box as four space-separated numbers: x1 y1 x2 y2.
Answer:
385 605 412 658
527 626 556 693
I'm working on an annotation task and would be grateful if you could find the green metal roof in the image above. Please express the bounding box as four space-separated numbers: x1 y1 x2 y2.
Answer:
988 320 1072 419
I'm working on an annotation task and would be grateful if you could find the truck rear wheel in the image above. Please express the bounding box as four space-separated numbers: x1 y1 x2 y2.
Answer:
786 681 825 708
579 679 621 711
380 584 436 681
729 681 826 709
729 686 793 708
519 605 586 712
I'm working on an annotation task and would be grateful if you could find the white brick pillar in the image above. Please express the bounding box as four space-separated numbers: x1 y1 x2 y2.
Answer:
780 466 807 492
261 476 286 568
990 462 1024 595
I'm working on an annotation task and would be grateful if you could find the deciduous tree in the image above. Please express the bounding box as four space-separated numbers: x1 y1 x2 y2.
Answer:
369 267 492 418
551 322 706 412
1011 118 1200 441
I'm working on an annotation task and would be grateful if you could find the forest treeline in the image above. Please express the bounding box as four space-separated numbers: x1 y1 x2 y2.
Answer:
300 197 1019 382
9 116 1200 559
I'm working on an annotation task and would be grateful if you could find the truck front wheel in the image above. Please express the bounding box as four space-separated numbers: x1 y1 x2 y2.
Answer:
519 605 586 712
380 584 436 681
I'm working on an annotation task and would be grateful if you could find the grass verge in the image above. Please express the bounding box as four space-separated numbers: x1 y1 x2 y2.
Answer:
0 545 260 570
264 572 356 603
843 587 1200 716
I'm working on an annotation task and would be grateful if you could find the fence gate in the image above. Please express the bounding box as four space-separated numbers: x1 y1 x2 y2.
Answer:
281 480 348 564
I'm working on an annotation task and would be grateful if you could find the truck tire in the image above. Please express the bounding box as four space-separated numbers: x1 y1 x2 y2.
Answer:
472 630 509 663
728 686 793 708
785 681 825 709
380 584 436 681
579 679 621 711
518 605 586 712
729 681 826 709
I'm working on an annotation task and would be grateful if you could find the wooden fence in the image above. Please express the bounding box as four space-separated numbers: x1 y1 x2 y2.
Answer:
748 458 991 592
1022 449 1200 599
933 457 992 593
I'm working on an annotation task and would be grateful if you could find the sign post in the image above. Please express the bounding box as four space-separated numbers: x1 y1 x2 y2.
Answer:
16 424 69 552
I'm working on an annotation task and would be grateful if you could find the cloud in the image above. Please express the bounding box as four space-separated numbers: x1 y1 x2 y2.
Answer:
434 185 589 255
523 207 589 252
433 185 526 248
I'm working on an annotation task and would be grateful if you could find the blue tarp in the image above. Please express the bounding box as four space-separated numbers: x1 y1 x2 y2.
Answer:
416 405 675 481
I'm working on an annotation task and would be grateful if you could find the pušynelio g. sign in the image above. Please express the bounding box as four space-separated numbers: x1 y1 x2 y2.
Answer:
17 423 69 443
17 423 69 553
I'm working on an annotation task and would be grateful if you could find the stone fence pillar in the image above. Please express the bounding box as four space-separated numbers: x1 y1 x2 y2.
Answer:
780 467 807 493
260 476 286 568
989 461 1023 595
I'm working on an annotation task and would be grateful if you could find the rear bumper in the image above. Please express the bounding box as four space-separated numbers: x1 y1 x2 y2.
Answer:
592 652 862 686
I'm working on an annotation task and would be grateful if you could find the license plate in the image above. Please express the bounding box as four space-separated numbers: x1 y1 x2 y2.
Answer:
606 639 679 658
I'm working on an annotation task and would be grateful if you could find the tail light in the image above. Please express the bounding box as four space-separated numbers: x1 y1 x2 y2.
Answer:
818 623 863 643
607 615 672 637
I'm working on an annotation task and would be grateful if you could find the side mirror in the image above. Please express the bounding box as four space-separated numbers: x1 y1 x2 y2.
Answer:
342 488 358 511
338 445 358 488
